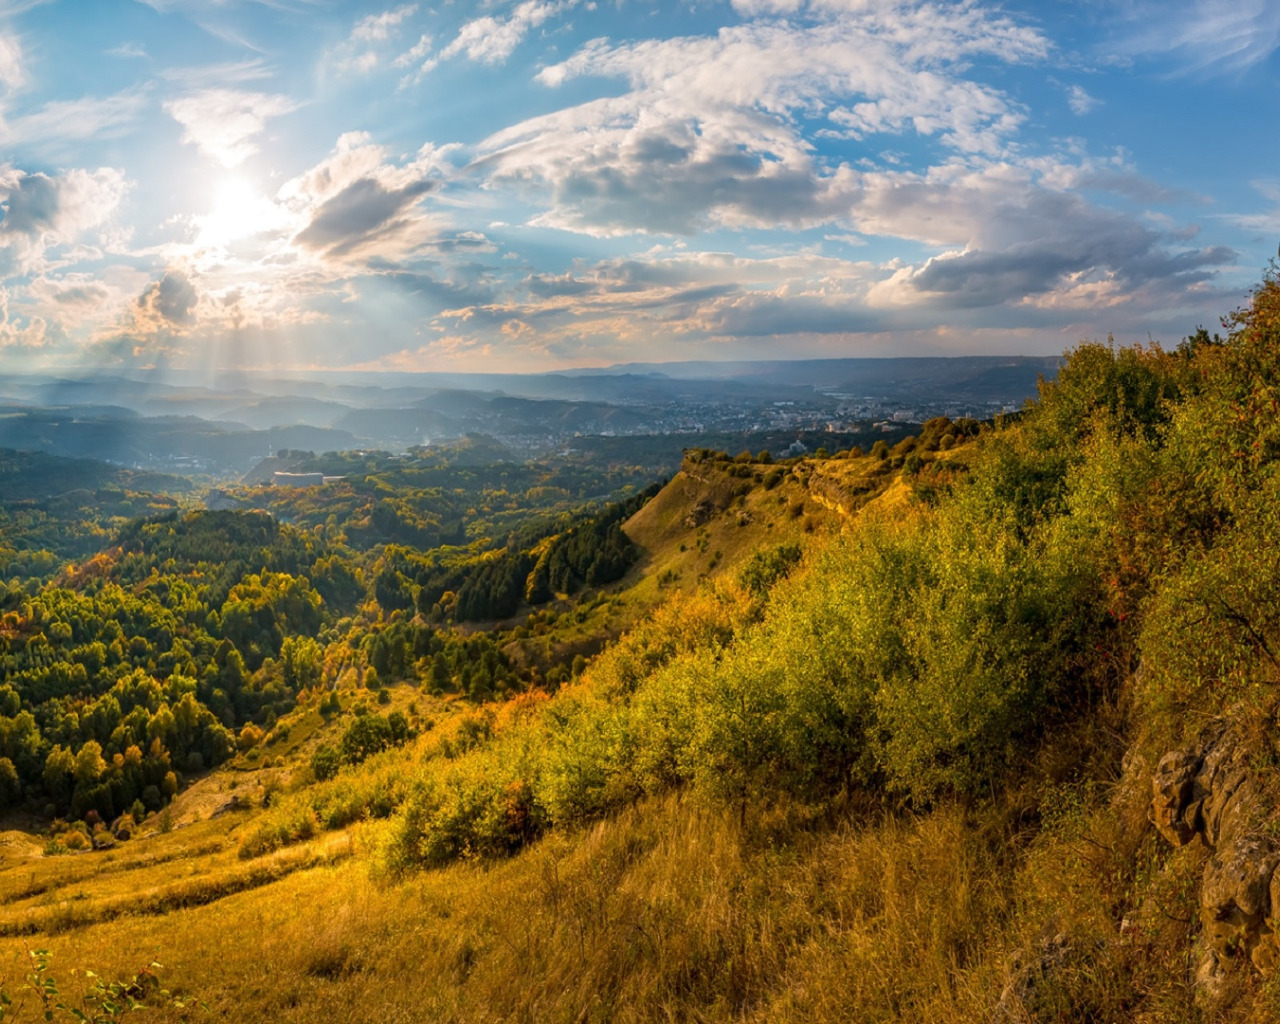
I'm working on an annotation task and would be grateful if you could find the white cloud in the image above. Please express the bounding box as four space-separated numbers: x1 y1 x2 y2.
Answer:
2 86 151 147
0 166 128 271
1066 84 1099 115
334 4 420 74
0 285 47 349
353 4 417 43
281 131 455 260
481 3 1047 235
1124 0 1280 75
0 30 24 91
393 33 433 68
107 42 147 59
443 0 576 65
1224 179 1280 234
158 60 274 88
164 88 298 167
851 161 1232 309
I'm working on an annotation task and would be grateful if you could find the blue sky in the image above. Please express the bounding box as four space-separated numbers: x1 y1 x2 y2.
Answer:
0 0 1277 375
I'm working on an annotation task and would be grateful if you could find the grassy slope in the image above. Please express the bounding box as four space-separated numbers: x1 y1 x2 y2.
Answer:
620 452 891 600
0 793 1027 1023
497 451 861 677
0 454 1019 1023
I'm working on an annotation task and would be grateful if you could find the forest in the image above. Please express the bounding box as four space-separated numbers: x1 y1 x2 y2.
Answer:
0 458 659 825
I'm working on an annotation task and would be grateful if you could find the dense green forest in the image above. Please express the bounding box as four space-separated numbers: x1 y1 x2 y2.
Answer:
0 449 191 581
0 465 661 822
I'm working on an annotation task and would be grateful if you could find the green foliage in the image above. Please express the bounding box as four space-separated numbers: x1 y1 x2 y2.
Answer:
339 711 411 766
737 543 802 597
0 949 200 1022
310 743 341 781
382 279 1280 869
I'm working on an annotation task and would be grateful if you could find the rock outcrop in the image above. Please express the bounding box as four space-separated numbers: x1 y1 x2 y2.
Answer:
1151 720 1280 998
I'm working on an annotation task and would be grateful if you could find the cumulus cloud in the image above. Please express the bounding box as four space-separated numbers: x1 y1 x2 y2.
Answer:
354 4 417 42
137 269 198 326
294 176 435 256
480 1 1048 235
282 131 453 260
393 33 433 69
463 0 1232 332
21 270 147 335
164 88 297 167
334 4 419 74
849 162 1233 309
0 285 47 349
0 166 128 270
29 274 111 311
441 250 892 354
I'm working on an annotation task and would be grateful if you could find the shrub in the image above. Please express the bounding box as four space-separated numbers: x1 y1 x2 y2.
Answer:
738 543 802 597
311 744 341 782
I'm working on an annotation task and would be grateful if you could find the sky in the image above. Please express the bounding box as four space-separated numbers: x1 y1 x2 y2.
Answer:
0 0 1278 376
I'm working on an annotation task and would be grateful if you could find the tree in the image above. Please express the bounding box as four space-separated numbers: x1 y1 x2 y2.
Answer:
0 757 20 807
43 745 75 805
281 635 324 690
311 743 341 781
74 740 106 787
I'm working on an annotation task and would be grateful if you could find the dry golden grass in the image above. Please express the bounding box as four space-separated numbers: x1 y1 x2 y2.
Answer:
1 722 1267 1023
621 458 846 608
0 782 1037 1023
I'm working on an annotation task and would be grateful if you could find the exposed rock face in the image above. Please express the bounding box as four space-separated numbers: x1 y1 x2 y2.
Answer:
1151 720 1280 1000
683 499 718 528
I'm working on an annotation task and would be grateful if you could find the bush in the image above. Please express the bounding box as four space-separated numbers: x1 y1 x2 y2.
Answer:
738 544 802 597
311 744 341 782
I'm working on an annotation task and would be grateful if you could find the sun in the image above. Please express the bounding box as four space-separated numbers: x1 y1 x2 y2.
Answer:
197 176 279 248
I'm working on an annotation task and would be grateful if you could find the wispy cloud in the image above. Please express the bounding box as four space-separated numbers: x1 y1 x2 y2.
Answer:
1123 0 1280 75
2 86 152 147
107 42 148 60
1066 84 1100 115
158 59 274 87
0 30 25 92
1224 179 1280 234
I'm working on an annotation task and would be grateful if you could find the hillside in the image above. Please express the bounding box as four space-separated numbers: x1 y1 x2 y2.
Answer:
4 274 1280 1020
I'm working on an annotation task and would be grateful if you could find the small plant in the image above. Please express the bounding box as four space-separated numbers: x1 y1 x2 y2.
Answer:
0 949 202 1022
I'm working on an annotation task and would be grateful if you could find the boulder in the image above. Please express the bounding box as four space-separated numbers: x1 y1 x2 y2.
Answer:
1152 748 1201 845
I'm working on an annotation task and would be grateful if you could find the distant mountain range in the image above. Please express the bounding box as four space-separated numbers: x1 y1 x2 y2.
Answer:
0 356 1059 478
